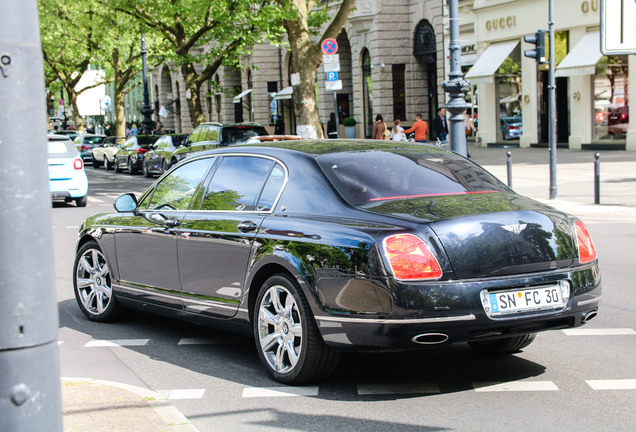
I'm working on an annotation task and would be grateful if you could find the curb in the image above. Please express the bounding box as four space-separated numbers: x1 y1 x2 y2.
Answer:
62 377 200 432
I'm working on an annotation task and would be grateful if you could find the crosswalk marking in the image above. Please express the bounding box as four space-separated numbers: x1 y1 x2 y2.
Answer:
473 381 559 392
357 383 439 395
89 196 106 203
177 337 244 345
562 328 636 336
84 339 150 347
242 386 319 398
586 380 636 390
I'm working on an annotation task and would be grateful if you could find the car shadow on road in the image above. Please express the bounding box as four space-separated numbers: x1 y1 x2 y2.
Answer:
58 298 547 401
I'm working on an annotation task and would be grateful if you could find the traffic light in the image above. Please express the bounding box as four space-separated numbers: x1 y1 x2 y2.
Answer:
524 30 546 63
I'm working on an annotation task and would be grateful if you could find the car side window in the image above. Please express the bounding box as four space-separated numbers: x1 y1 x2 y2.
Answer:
200 156 274 211
189 128 203 143
141 158 212 211
256 163 286 211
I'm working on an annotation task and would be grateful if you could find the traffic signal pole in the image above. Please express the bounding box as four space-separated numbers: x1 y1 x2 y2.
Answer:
0 1 63 430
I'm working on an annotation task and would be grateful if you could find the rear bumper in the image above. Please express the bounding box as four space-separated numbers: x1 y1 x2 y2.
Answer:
313 264 601 350
49 177 88 199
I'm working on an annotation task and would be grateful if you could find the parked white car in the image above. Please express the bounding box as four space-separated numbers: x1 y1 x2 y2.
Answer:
92 136 125 170
48 134 88 207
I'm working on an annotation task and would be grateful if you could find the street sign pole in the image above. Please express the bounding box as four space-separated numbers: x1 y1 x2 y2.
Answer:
548 0 557 199
322 40 341 139
0 0 63 430
333 90 340 138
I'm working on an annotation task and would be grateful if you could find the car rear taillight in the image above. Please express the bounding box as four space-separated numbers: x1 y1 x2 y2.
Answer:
508 126 519 131
383 234 442 280
80 145 91 150
575 220 597 263
137 148 149 154
74 158 83 170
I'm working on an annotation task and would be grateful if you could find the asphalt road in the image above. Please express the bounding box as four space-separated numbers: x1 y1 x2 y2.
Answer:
54 164 636 432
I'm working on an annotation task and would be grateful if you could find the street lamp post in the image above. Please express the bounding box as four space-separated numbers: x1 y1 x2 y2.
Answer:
442 0 470 157
140 33 154 134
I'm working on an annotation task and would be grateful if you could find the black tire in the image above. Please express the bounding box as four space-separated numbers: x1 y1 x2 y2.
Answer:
128 158 137 175
75 195 87 207
113 158 121 173
468 333 536 354
105 158 113 170
253 273 340 384
73 241 122 322
92 157 102 169
161 158 168 174
143 162 152 178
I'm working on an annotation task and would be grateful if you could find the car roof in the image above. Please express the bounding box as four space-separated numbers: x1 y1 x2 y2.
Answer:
197 122 265 128
195 139 454 158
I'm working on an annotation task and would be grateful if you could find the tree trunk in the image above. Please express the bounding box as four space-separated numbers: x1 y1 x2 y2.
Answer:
181 63 205 128
67 89 84 132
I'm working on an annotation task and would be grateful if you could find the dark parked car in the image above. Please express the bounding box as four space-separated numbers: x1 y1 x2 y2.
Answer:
73 134 106 163
171 122 268 164
501 116 523 140
142 133 190 177
113 135 160 174
73 140 601 384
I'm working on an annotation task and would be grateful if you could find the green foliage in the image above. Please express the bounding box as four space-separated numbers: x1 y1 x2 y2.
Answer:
343 117 357 126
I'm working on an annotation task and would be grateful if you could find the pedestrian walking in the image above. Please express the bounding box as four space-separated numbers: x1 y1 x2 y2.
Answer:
104 124 112 136
432 107 448 141
403 113 428 143
464 110 477 136
327 112 338 139
372 114 390 140
130 123 138 136
390 120 406 141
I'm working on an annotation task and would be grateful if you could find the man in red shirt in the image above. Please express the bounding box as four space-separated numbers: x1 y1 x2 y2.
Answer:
403 113 428 143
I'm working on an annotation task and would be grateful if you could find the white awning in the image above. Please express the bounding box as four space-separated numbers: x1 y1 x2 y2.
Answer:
232 88 252 104
274 86 293 100
555 31 602 77
465 41 519 84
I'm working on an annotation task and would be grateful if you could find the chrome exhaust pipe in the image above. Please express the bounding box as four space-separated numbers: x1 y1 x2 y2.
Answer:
411 333 449 345
582 310 598 323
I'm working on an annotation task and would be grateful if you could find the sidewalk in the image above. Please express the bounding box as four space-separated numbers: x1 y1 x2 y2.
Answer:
467 142 636 222
62 378 200 432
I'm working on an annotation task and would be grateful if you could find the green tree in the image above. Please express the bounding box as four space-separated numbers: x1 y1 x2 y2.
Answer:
110 0 287 128
39 0 102 132
274 0 356 138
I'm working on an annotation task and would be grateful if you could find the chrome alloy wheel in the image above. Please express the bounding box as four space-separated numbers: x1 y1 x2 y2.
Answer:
75 247 112 316
257 284 303 375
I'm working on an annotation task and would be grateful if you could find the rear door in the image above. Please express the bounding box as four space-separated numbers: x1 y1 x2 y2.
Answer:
178 155 284 318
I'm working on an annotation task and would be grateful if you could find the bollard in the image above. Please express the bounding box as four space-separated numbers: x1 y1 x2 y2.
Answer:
506 152 513 188
594 153 600 205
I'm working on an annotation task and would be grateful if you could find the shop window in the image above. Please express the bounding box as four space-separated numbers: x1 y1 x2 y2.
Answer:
594 56 628 142
497 46 522 140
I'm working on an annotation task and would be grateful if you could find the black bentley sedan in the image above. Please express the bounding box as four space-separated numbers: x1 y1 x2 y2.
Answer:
73 140 601 384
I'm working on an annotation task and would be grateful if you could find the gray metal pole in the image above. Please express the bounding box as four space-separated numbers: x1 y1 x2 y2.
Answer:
548 0 557 199
333 90 340 138
0 1 63 430
506 152 513 188
442 0 470 157
140 33 154 134
594 153 600 204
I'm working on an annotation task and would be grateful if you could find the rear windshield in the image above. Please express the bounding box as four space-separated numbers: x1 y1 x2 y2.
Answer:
317 150 509 207
221 126 268 145
83 136 106 144
137 135 161 146
48 137 77 157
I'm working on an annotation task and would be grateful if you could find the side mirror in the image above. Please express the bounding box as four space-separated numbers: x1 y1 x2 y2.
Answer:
114 193 139 215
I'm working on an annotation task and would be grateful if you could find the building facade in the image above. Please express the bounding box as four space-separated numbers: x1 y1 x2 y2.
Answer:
459 0 633 150
150 0 446 140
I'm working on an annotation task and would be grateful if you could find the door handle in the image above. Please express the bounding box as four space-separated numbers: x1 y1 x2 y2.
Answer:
165 218 181 228
237 221 257 232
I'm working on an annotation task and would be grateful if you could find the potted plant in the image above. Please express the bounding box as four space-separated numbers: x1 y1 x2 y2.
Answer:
343 117 357 138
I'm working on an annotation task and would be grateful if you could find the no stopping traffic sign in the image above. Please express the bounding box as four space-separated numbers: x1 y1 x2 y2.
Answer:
321 38 338 55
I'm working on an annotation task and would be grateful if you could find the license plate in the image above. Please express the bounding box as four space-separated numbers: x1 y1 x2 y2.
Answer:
481 282 569 318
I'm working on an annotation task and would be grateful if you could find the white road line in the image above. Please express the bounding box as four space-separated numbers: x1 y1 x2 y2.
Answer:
242 386 319 398
158 389 206 400
562 328 636 336
473 381 559 392
89 196 105 203
357 383 440 395
84 339 150 347
177 337 244 345
587 380 636 390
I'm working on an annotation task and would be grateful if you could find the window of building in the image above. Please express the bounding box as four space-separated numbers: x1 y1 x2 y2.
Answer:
497 45 522 141
392 64 406 121
594 55 628 142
